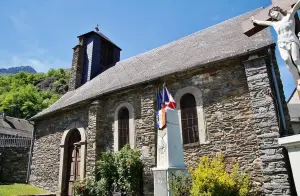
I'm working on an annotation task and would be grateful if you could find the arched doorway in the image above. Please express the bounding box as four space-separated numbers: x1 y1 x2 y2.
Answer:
58 123 86 196
65 129 81 196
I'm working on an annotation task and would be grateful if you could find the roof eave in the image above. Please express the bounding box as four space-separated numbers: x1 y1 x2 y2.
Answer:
29 43 275 121
77 31 122 50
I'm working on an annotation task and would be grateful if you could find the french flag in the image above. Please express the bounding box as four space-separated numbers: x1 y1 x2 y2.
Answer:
162 87 177 109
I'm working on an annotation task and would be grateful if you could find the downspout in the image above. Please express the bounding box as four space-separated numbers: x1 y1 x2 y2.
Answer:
26 121 35 183
268 49 287 135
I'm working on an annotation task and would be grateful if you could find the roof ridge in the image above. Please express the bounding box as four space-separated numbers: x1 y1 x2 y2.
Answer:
6 116 29 122
30 8 273 120
117 7 264 64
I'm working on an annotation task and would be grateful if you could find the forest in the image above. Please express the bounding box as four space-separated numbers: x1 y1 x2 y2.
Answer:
0 68 70 119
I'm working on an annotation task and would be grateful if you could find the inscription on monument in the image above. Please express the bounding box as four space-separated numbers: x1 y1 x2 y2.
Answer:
157 135 167 167
153 170 168 196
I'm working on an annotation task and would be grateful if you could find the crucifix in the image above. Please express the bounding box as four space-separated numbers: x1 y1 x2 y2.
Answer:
242 0 300 96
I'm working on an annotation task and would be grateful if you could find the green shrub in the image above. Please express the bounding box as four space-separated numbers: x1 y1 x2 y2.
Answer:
73 146 143 196
96 150 117 193
190 154 250 196
115 145 144 196
73 176 110 196
169 170 191 196
0 68 68 119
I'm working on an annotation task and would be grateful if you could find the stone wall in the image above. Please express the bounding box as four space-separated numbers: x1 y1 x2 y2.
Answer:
69 43 85 91
30 51 295 195
0 147 29 183
165 60 265 194
243 56 294 196
90 57 272 194
99 85 156 195
29 106 89 193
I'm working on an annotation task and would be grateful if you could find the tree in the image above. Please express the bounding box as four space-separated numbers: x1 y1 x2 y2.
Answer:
0 69 68 119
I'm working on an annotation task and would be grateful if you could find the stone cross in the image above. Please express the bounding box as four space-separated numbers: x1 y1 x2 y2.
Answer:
242 0 300 97
242 0 299 36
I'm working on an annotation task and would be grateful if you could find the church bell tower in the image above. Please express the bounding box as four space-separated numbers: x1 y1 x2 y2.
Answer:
69 26 122 91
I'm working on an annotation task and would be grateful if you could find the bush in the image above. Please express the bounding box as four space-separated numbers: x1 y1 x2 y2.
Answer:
0 69 68 119
169 170 191 196
190 154 250 196
169 154 250 196
73 146 143 196
96 150 117 193
115 145 144 195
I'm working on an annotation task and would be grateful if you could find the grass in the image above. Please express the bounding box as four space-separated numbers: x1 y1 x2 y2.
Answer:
0 183 48 196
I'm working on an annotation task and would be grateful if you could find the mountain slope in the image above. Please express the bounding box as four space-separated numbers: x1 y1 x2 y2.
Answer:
0 68 70 119
0 66 37 75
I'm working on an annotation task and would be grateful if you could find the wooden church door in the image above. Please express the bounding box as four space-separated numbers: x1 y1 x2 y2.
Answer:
65 130 81 196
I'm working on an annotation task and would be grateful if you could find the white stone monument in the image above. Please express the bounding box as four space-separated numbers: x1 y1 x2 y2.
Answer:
152 108 186 196
279 134 300 195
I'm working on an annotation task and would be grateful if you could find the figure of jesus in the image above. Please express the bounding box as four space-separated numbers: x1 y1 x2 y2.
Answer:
252 0 300 91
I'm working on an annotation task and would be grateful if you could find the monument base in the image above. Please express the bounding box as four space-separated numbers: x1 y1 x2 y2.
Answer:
152 167 187 196
278 135 300 195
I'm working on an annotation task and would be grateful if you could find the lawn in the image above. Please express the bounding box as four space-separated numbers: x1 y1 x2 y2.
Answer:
0 183 48 196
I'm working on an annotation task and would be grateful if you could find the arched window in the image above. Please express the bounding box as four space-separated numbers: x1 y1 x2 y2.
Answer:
118 107 130 150
180 93 199 144
114 103 135 152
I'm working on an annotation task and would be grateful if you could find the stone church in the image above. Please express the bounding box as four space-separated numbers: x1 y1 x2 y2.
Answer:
28 9 296 196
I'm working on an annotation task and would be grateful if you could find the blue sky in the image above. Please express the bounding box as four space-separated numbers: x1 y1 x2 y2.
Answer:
0 0 295 99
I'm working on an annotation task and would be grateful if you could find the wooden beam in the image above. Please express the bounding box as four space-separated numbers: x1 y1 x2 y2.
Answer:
242 0 297 36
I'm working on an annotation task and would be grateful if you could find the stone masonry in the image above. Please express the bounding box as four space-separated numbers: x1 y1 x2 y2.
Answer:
243 56 294 195
168 59 266 194
0 147 30 183
68 42 85 91
29 50 295 195
30 106 89 192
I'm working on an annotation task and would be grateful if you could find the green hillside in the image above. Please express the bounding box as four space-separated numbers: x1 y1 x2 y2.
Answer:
0 68 70 119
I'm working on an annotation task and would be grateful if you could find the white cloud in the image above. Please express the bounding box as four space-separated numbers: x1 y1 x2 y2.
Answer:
3 56 69 73
0 37 69 73
20 40 48 56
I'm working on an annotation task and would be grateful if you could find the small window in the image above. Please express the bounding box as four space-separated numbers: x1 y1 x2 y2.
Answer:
118 107 129 150
180 93 199 144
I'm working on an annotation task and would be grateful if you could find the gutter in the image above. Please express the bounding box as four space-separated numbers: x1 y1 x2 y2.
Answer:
268 48 287 135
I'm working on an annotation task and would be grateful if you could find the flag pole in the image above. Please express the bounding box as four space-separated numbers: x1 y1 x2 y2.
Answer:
156 86 160 111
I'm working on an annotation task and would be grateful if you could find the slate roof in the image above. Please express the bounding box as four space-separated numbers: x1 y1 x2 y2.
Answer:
78 31 122 50
30 8 274 121
0 114 33 138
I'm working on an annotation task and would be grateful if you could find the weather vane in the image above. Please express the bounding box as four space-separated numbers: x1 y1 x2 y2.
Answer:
95 24 99 32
